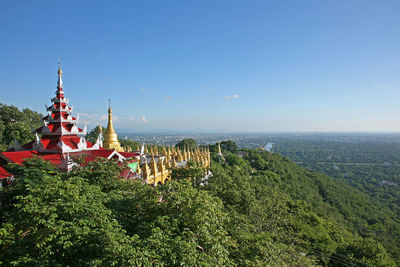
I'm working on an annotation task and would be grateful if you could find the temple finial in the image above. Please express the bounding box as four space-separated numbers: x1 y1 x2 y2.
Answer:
57 58 63 89
58 58 62 75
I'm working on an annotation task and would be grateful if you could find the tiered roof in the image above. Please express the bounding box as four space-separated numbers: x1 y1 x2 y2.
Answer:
25 63 102 153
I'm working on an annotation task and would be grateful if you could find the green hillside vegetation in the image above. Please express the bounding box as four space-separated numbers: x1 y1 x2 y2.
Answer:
273 138 400 257
0 103 42 152
1 142 398 266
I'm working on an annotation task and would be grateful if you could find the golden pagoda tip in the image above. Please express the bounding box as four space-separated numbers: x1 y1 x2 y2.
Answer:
58 59 63 75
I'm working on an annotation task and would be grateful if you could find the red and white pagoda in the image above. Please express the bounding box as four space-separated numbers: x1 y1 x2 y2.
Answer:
0 63 139 174
25 63 102 153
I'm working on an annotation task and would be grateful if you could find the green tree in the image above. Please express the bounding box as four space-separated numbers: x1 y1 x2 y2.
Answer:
220 140 238 153
119 138 140 152
0 103 42 150
66 156 124 192
176 138 197 150
0 163 147 266
85 125 106 143
171 160 206 187
333 237 396 266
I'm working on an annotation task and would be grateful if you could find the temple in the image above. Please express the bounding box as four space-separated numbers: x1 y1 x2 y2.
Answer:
0 63 211 187
0 63 139 173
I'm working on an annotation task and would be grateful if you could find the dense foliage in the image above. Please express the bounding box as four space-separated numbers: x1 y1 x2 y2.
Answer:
176 138 197 150
272 138 400 260
85 126 106 143
0 103 42 152
1 141 398 266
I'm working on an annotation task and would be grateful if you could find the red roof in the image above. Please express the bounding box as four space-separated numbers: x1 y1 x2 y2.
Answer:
1 151 38 164
1 149 138 179
0 151 63 166
67 149 112 164
0 165 12 179
119 152 140 158
41 153 64 165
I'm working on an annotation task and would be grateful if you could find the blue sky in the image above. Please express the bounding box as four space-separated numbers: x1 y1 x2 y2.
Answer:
0 0 399 132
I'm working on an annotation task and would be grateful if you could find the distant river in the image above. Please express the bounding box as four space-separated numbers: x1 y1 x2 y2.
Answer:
264 142 275 152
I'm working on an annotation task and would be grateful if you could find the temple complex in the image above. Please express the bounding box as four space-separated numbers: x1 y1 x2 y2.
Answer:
0 63 211 186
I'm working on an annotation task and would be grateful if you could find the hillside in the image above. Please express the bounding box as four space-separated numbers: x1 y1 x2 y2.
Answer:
0 143 398 266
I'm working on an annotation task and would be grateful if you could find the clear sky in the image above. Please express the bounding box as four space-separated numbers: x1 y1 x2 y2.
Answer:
0 0 399 132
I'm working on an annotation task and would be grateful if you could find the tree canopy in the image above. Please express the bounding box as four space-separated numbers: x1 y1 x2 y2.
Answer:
176 138 197 150
0 103 42 152
0 141 398 266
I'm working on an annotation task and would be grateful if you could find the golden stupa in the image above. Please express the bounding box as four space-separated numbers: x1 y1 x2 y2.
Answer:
103 101 123 152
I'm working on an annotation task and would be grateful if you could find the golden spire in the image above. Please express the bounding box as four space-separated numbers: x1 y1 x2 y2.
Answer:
218 142 222 155
142 160 150 180
183 147 187 161
167 146 171 159
57 59 63 89
103 100 123 151
158 157 165 172
150 155 158 177
165 156 171 169
171 154 177 168
58 61 63 75
177 148 183 162
136 160 142 174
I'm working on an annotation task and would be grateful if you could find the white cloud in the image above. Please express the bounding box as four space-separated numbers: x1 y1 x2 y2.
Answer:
140 87 153 93
141 116 148 124
162 96 173 101
78 113 106 126
225 94 240 100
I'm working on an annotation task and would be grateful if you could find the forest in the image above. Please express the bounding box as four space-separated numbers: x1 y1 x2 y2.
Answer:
0 145 398 265
273 138 400 250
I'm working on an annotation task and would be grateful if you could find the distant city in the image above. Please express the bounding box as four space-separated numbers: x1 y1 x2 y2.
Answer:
121 132 400 148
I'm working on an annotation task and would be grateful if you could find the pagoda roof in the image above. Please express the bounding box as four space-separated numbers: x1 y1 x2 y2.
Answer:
22 135 94 151
0 165 12 179
1 151 39 164
0 151 63 166
119 151 140 158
